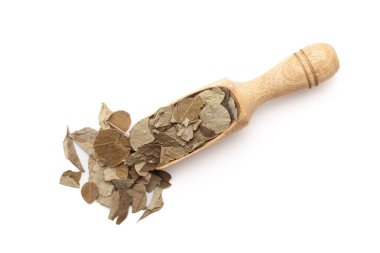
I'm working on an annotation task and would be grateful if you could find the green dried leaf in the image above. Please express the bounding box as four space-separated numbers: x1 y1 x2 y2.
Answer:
200 104 231 134
150 106 173 128
198 87 225 105
160 145 187 165
172 96 204 125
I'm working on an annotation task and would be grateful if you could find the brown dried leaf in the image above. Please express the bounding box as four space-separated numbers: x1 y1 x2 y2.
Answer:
135 173 152 185
199 125 216 138
146 173 161 192
99 103 113 129
200 104 231 134
115 164 129 179
94 129 130 167
96 190 117 207
192 119 202 131
63 127 84 172
107 110 131 133
164 127 187 146
150 106 173 128
155 170 172 189
104 167 119 181
98 181 115 197
134 162 148 176
221 88 238 120
112 179 134 190
130 118 155 151
129 166 140 181
109 190 131 225
138 187 164 222
59 170 82 188
172 96 204 125
185 129 215 152
128 184 147 213
88 155 96 172
69 127 98 157
116 194 131 225
160 145 187 165
177 125 194 141
153 131 179 147
81 182 99 204
138 143 161 158
198 87 225 105
227 97 238 120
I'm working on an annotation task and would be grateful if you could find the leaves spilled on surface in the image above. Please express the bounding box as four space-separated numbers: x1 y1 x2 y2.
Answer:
59 87 238 224
81 182 99 204
59 170 82 188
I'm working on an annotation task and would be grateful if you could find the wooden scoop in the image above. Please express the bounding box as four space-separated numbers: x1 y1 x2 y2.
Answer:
158 43 339 169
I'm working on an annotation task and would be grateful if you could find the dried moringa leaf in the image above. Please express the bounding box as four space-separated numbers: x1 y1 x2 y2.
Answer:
97 190 117 208
99 103 113 130
200 104 231 134
150 106 173 128
172 96 204 125
129 166 140 181
115 164 129 179
112 179 134 190
59 170 82 188
192 119 202 131
138 143 161 159
155 170 172 187
198 87 225 105
135 173 152 185
115 191 131 225
130 118 155 151
107 110 131 133
164 127 187 146
184 129 215 152
104 167 119 181
98 181 115 197
138 187 164 221
94 129 130 167
227 97 238 120
69 127 98 157
109 190 132 225
146 173 161 193
108 191 121 220
160 145 187 165
81 182 99 204
177 125 194 141
63 127 84 172
128 184 147 213
199 125 217 138
153 131 179 147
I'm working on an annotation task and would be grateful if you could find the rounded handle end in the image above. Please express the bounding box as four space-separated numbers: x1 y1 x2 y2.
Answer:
294 43 340 88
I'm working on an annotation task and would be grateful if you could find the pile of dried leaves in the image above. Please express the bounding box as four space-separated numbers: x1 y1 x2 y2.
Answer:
59 87 238 224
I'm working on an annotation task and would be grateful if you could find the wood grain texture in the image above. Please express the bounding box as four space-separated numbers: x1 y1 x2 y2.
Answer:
158 43 340 169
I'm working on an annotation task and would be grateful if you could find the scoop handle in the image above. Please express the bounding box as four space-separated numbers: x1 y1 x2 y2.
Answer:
238 43 340 115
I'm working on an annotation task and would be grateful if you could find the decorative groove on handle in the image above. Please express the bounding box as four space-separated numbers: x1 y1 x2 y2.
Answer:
293 52 312 88
300 49 319 86
294 49 319 88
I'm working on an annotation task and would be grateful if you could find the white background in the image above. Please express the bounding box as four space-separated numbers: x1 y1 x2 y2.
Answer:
0 1 379 252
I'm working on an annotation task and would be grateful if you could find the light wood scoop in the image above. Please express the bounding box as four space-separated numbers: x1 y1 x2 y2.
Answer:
158 43 339 169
